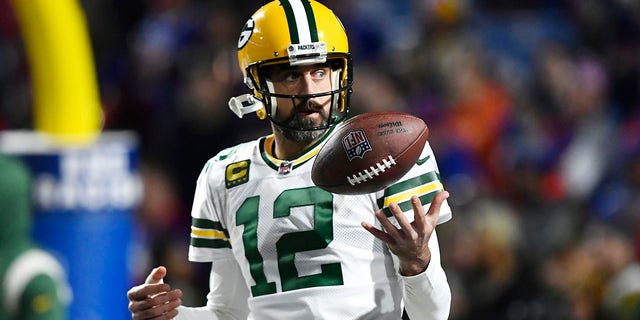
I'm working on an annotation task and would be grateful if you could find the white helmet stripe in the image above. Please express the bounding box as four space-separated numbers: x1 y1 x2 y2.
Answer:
288 0 312 43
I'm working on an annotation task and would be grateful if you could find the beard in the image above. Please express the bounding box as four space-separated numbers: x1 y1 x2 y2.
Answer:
275 113 329 143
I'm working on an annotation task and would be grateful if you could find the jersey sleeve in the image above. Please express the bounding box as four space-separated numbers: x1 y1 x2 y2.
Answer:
188 160 232 263
378 141 453 318
402 230 451 320
180 156 250 319
378 141 452 225
176 259 250 320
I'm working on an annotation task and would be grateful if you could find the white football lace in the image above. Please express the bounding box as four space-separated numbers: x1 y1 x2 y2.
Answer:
347 155 397 186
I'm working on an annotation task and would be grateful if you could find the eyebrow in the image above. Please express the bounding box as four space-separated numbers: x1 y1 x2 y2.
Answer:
265 63 330 74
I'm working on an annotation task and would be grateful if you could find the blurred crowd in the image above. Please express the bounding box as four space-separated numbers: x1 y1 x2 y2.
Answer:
1 0 639 319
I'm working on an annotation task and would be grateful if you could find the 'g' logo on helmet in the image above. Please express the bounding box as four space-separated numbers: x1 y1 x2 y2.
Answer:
237 18 255 49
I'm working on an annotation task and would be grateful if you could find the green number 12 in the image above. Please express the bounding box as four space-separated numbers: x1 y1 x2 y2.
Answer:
236 186 344 297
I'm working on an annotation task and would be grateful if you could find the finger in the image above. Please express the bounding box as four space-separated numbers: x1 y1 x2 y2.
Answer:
128 283 172 302
410 195 427 232
145 266 167 284
375 206 402 239
130 289 182 315
391 202 417 239
361 221 394 243
132 295 182 320
426 191 449 224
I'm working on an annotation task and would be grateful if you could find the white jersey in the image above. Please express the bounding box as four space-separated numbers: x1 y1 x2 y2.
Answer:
188 129 452 320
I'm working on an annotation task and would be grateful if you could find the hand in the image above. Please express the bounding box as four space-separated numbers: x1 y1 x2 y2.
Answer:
362 191 449 276
127 266 183 320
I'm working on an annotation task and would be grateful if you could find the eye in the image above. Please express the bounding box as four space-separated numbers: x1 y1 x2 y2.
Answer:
282 71 301 83
311 68 329 80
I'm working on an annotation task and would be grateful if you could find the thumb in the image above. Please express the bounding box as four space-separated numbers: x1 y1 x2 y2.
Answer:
145 266 167 284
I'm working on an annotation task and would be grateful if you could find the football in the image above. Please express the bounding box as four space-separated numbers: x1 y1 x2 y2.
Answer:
312 111 429 194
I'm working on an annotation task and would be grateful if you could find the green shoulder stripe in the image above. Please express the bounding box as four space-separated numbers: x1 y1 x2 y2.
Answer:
377 171 443 217
190 238 231 249
192 218 229 236
385 171 439 196
380 190 441 218
191 218 231 249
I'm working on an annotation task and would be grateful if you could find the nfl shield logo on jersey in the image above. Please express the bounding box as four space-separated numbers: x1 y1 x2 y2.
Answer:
342 129 372 161
278 161 293 175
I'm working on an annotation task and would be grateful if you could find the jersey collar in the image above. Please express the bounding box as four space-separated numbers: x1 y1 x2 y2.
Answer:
259 126 335 172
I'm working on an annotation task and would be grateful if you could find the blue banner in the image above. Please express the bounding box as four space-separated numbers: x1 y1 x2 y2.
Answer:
0 131 141 319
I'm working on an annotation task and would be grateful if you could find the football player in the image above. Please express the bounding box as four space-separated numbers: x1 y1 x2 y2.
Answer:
127 1 452 319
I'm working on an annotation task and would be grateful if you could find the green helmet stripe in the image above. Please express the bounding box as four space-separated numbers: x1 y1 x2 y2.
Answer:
300 0 319 42
280 0 300 43
279 0 319 44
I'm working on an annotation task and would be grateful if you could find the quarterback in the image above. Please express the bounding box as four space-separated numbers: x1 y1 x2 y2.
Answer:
127 0 452 319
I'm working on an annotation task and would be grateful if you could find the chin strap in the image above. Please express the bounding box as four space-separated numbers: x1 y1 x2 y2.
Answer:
228 94 264 119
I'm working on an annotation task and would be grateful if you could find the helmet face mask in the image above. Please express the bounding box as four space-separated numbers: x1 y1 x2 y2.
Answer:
228 0 353 131
251 55 352 131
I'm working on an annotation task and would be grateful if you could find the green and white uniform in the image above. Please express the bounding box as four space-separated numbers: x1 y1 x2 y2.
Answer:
183 130 452 320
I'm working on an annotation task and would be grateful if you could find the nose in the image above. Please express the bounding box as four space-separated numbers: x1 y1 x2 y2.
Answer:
299 72 318 95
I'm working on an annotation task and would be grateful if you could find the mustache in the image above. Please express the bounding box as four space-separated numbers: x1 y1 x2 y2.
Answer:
280 99 323 122
295 98 323 111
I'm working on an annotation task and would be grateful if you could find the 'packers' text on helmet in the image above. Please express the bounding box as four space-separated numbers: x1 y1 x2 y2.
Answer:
228 0 353 131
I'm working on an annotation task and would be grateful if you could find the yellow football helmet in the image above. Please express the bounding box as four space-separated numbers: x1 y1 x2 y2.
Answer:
228 0 353 130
